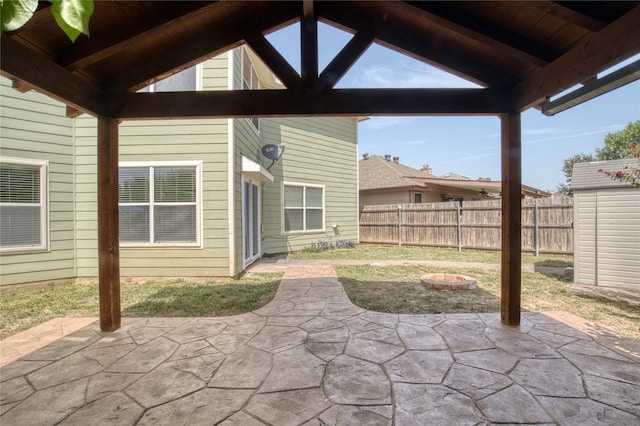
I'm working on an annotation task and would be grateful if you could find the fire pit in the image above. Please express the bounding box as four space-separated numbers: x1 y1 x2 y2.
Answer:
420 273 477 291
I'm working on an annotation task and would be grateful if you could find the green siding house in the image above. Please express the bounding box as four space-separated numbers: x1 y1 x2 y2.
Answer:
0 48 359 286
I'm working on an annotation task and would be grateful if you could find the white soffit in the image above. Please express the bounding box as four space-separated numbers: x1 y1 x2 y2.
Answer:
242 155 274 182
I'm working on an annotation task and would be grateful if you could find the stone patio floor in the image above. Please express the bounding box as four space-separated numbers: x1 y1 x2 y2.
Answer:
1 264 639 425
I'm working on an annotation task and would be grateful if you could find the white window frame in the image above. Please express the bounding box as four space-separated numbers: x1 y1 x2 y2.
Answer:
281 182 325 235
0 157 49 253
119 161 202 248
241 47 261 132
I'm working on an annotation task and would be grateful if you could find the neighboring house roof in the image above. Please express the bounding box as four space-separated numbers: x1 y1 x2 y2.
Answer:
359 155 432 190
572 158 639 190
359 155 551 197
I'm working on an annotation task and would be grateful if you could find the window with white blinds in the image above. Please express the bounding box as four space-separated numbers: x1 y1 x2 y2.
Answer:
119 162 200 246
282 183 324 233
0 158 48 252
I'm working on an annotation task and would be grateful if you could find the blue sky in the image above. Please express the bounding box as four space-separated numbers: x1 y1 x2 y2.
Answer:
266 23 640 192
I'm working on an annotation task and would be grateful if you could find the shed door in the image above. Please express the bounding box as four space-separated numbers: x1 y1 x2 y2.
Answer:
595 191 640 290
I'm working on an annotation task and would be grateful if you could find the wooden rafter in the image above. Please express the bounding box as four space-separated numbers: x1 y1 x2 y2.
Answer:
513 5 640 111
0 35 107 116
103 2 300 92
530 1 607 31
390 2 555 68
244 32 301 89
59 2 216 71
317 2 518 88
319 31 374 89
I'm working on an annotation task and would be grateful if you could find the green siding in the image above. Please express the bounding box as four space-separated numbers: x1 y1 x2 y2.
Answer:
74 55 232 279
260 117 359 254
0 77 76 286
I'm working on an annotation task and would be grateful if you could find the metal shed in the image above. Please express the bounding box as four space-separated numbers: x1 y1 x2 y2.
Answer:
572 159 640 291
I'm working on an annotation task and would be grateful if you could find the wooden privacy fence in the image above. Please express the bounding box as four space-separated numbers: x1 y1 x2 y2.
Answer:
359 198 573 254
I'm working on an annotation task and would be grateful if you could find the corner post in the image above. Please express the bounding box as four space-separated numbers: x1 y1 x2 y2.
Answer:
500 112 522 326
97 117 121 331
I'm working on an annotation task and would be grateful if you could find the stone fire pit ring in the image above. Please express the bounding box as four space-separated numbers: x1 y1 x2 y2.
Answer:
420 273 477 291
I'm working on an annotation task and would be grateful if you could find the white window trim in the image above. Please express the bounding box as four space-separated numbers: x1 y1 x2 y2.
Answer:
281 182 325 235
241 47 261 133
0 156 49 253
119 160 203 248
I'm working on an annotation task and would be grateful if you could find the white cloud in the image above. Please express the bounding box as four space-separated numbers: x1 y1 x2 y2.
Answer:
523 124 625 145
349 60 478 89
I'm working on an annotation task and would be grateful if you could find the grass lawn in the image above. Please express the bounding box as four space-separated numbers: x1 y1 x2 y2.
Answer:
289 243 574 268
2 245 637 342
0 274 281 340
336 264 640 340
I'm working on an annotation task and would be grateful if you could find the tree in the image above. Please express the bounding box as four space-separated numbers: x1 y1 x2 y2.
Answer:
597 120 640 160
556 153 597 195
1 0 94 42
557 120 640 194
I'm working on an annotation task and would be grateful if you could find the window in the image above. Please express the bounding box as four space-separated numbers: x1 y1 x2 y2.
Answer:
413 192 423 203
242 48 260 131
138 65 201 92
282 183 324 233
0 158 48 252
119 162 201 246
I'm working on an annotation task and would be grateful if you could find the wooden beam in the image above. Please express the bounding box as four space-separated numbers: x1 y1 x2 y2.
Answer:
300 0 319 88
104 2 300 92
244 33 301 89
319 31 374 89
109 88 511 119
0 35 108 116
530 1 607 31
59 2 217 71
513 5 640 111
393 2 555 67
97 117 121 332
500 111 522 326
542 60 640 116
318 1 518 88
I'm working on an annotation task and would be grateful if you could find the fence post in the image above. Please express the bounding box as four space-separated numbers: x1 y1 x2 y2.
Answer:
457 202 462 251
398 204 402 247
534 199 539 257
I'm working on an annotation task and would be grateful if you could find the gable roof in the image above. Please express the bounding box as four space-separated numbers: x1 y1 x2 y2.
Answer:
572 158 639 190
1 1 638 119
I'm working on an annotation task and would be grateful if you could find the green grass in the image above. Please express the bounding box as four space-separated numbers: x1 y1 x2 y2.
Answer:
336 264 640 340
0 274 281 340
289 243 574 268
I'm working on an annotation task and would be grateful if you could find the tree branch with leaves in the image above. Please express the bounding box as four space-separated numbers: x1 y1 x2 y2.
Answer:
1 0 94 42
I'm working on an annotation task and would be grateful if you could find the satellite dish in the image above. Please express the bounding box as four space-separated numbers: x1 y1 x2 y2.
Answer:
261 144 284 161
261 144 286 170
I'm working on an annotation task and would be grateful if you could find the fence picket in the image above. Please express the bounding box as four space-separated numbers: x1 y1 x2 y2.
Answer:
359 198 573 254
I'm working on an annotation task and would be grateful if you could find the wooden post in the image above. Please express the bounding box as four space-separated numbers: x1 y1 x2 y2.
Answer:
500 112 521 326
97 117 121 332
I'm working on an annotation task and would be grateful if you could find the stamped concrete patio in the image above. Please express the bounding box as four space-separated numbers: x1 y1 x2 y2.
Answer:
1 264 639 425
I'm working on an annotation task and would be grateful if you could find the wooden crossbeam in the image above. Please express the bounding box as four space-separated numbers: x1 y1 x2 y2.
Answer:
109 88 511 119
319 31 374 89
244 32 301 89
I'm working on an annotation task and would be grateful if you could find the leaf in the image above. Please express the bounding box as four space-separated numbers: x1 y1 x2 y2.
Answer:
1 0 38 32
50 0 93 43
